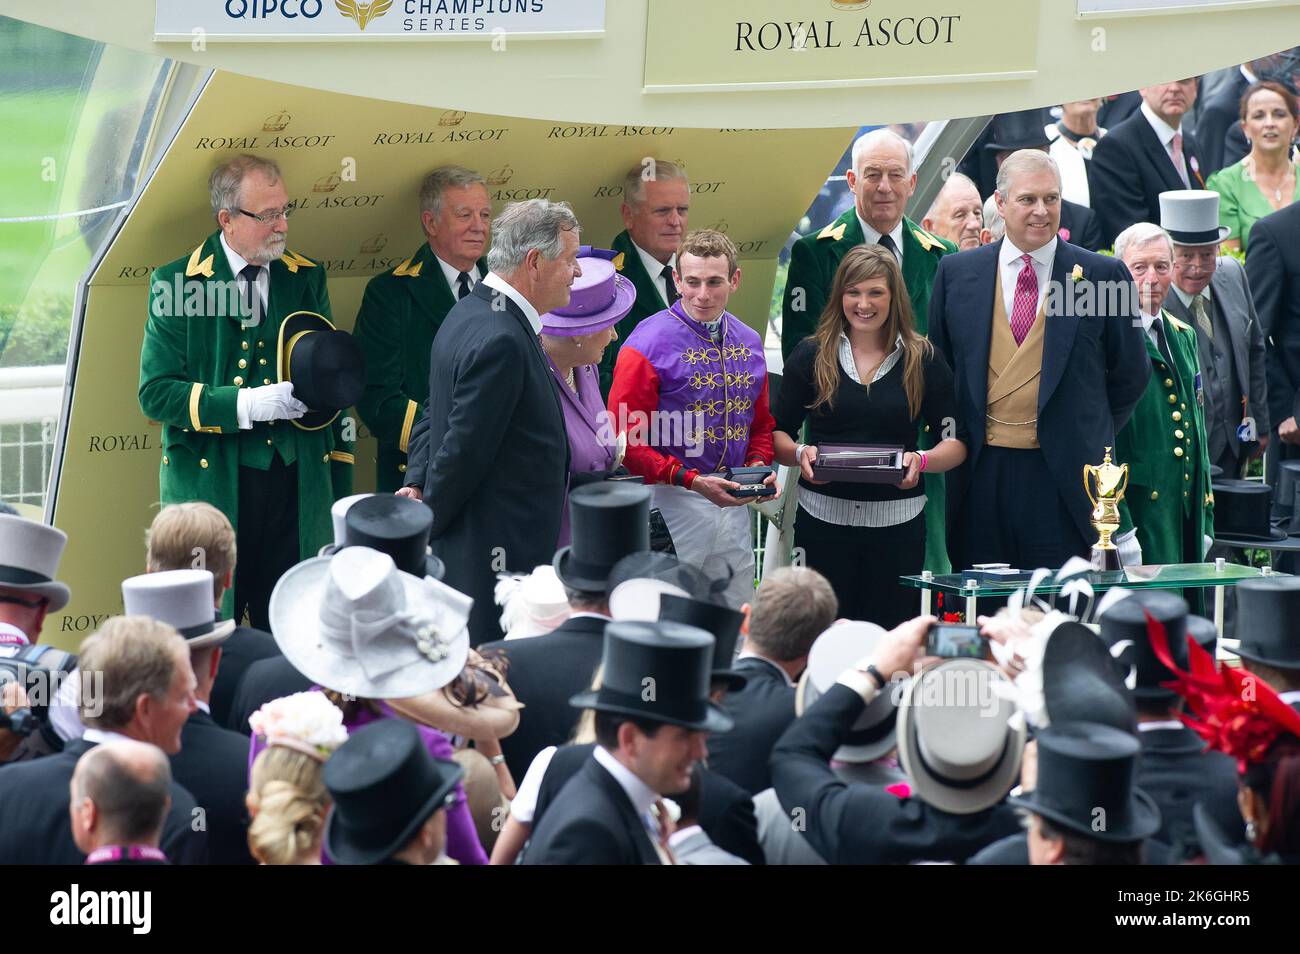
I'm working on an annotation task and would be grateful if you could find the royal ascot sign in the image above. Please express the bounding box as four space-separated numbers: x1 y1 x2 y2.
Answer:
643 0 1039 92
155 0 605 40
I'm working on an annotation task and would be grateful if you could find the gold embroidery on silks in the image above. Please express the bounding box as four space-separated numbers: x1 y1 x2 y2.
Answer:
682 347 712 365
689 371 724 390
723 343 754 361
725 371 756 389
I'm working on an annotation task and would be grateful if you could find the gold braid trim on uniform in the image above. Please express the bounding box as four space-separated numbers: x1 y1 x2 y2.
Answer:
329 451 355 465
189 383 204 431
398 399 418 454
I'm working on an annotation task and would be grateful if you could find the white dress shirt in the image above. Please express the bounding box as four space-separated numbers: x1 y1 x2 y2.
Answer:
1172 284 1212 312
1139 311 1170 354
219 233 269 315
1140 101 1190 186
855 213 905 268
480 271 543 336
998 236 1056 321
436 253 480 297
82 727 137 746
632 239 676 310
592 744 660 823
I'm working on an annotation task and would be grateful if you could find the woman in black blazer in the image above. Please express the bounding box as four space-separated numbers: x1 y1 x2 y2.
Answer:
774 245 967 628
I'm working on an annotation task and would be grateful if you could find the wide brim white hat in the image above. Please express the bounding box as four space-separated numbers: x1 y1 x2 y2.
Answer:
896 659 1025 815
268 548 470 700
795 621 901 763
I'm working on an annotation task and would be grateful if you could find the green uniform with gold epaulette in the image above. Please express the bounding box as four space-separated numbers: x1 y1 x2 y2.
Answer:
596 230 672 399
139 231 354 615
781 209 958 574
1115 311 1215 582
353 242 486 491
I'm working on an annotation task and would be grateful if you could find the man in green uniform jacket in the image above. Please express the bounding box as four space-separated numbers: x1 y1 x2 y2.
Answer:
782 129 957 574
1115 224 1215 582
139 156 353 628
353 166 490 491
598 159 691 398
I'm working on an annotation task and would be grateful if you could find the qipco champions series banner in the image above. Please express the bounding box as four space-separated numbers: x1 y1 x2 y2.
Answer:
155 0 606 40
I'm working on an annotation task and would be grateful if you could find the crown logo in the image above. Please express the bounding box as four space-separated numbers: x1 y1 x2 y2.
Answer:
438 109 467 127
360 233 388 254
313 171 342 193
335 0 393 31
486 164 514 186
830 0 871 9
262 109 291 132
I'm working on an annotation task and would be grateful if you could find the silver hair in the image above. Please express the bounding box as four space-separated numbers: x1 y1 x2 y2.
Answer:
925 172 980 222
209 155 283 221
418 165 487 220
982 194 1006 242
851 128 915 175
995 149 1061 197
622 159 689 208
487 199 581 273
1114 222 1174 262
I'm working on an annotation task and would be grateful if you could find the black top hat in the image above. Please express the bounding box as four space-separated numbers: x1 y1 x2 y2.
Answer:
984 108 1053 153
553 483 651 592
657 593 747 692
569 620 734 733
1043 621 1136 732
1234 577 1300 669
322 719 464 865
1010 721 1161 843
334 495 444 581
1101 591 1192 701
277 311 367 431
1277 461 1300 518
1212 479 1300 550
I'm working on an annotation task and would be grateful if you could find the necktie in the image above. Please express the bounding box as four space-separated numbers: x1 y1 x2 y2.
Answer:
877 233 899 261
239 264 263 327
1191 294 1214 341
1170 131 1191 188
1152 315 1174 367
1009 253 1038 346
660 264 680 306
456 271 472 300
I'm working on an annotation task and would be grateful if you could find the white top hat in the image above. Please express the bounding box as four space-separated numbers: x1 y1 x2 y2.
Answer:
1158 189 1231 246
121 569 235 648
0 514 71 611
796 621 901 763
269 547 471 700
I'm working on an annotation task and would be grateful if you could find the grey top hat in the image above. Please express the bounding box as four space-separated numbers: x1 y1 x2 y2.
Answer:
0 514 71 612
796 621 901 764
896 659 1026 815
1159 189 1231 246
121 569 235 648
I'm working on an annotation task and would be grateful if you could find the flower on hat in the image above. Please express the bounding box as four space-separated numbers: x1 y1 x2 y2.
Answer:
249 691 348 760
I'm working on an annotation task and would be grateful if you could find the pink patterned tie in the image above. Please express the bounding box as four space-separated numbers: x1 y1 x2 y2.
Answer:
1009 253 1038 346
1170 131 1190 187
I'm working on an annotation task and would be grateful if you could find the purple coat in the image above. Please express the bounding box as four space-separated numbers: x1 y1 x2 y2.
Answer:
548 355 617 547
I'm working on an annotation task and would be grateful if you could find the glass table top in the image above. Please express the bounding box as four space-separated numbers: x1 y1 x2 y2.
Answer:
900 563 1288 597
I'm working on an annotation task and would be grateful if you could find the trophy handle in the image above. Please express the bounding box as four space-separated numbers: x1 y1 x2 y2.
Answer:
1083 465 1098 508
1115 467 1129 499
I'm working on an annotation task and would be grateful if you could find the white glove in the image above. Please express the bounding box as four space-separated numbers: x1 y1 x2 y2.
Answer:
1203 534 1213 560
237 381 307 429
1115 527 1143 567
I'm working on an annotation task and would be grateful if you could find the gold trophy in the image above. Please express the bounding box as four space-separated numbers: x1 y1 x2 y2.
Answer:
1083 447 1129 571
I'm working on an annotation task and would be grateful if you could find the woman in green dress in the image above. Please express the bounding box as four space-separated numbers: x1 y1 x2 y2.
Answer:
1206 80 1299 254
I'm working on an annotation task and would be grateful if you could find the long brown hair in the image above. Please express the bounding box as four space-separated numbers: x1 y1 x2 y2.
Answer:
809 244 931 417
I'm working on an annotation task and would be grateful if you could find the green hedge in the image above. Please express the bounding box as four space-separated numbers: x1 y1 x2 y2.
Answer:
0 293 73 368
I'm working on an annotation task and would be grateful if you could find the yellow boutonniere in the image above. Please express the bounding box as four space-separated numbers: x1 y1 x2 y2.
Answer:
1071 265 1084 283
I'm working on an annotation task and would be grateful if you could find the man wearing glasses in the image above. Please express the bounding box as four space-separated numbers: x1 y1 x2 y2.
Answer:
1161 190 1270 480
139 154 353 630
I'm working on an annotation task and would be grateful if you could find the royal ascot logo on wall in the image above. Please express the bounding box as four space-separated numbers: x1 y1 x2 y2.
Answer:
643 0 1039 92
155 0 606 40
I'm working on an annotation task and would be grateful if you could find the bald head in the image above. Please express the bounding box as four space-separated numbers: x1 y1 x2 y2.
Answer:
923 173 983 251
70 740 172 853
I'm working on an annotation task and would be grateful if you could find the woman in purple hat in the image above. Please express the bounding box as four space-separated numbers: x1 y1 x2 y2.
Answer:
539 247 639 546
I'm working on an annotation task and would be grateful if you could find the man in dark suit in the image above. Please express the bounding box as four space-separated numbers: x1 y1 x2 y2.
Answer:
706 566 838 796
422 199 580 645
522 620 734 865
931 150 1150 571
1163 193 1270 478
597 159 691 398
480 482 650 779
1245 202 1300 485
1197 65 1255 176
1089 79 1207 247
1099 91 1143 130
0 617 207 864
70 741 173 865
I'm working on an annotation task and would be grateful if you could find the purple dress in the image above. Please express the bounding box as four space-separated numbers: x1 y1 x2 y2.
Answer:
548 355 617 547
248 695 488 865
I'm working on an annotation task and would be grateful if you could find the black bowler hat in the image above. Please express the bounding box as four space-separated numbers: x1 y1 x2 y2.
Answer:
553 483 651 592
1042 621 1135 733
1234 577 1300 669
1211 479 1300 550
277 310 367 431
657 593 747 692
339 495 444 581
1100 591 1192 701
984 108 1053 153
570 620 734 733
1011 721 1161 843
323 719 464 865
